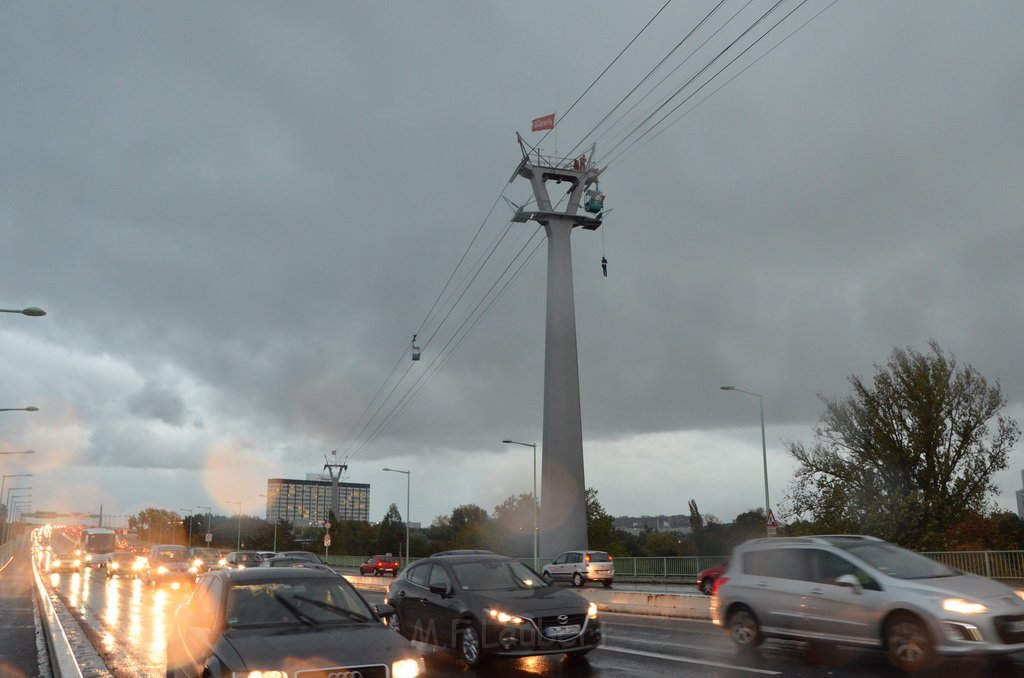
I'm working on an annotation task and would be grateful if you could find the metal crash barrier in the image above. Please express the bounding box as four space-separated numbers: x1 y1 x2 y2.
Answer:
32 550 85 678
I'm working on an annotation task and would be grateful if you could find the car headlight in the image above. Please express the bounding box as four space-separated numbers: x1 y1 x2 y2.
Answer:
193 558 203 568
391 657 424 678
110 562 120 570
943 598 988 614
587 602 599 619
1015 590 1024 603
486 608 524 624
157 565 169 575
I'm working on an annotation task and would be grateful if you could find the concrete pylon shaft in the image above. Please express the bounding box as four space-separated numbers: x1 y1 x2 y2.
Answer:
510 136 603 559
540 217 588 558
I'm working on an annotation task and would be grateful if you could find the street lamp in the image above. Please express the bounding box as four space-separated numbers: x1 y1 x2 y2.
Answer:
721 386 771 534
382 468 410 565
198 506 212 547
503 439 539 571
0 474 32 511
0 406 38 412
180 508 194 547
4 488 31 543
226 501 242 551
0 450 35 456
0 307 46 317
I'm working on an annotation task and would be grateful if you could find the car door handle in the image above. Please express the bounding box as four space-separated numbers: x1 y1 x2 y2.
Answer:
807 588 825 595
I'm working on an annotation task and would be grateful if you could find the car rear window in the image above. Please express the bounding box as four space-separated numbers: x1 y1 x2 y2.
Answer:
588 551 611 562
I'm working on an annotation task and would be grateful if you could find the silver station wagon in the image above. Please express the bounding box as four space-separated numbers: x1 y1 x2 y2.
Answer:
712 535 1024 672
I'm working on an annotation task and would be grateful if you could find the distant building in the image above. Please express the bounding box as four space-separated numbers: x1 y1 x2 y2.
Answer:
614 514 691 537
1016 470 1024 520
266 477 370 527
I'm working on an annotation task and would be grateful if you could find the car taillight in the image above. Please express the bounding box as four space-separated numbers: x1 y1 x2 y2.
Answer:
584 554 591 563
712 576 729 596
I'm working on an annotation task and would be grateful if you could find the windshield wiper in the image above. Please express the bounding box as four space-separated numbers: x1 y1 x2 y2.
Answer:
291 595 370 622
269 591 320 626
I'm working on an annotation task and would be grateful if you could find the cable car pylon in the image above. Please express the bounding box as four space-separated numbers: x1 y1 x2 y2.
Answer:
509 133 606 558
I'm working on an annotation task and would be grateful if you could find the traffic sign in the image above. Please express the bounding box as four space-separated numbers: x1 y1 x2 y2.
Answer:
766 509 778 528
323 535 331 547
205 532 213 544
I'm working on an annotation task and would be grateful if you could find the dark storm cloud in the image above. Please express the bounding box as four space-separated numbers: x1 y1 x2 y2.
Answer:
2 1 1023 519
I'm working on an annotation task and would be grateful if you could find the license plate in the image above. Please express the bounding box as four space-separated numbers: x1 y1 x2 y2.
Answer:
544 624 581 638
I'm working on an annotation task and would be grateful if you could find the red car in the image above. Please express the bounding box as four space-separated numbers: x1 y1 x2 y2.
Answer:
696 561 726 595
359 554 400 576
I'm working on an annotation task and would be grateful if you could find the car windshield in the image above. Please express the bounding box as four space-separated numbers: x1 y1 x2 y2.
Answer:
451 560 547 591
841 542 959 579
226 580 373 627
154 549 189 562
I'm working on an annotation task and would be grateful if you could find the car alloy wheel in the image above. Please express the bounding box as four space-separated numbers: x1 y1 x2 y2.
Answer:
727 606 763 649
886 613 934 672
458 620 484 667
572 572 584 587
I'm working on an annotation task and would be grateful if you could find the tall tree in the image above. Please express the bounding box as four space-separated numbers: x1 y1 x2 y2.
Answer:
585 488 619 552
784 341 1019 549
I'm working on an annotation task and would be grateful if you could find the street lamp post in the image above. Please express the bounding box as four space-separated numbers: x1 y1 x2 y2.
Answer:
0 406 38 412
198 506 212 547
0 450 35 456
227 501 242 551
4 488 31 543
382 468 410 566
0 474 32 513
180 508 194 547
721 386 771 534
503 439 539 571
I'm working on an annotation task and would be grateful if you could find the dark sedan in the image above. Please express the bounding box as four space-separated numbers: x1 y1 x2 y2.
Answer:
386 551 601 667
166 567 424 678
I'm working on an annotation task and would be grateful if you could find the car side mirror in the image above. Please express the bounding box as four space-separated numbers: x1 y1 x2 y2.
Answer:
428 583 450 598
834 574 863 593
375 603 396 618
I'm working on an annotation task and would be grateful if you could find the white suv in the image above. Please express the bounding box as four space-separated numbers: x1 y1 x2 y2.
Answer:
543 550 614 588
712 535 1024 672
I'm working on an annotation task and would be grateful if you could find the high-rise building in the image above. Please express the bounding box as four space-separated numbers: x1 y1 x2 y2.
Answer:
1016 470 1024 520
266 477 370 527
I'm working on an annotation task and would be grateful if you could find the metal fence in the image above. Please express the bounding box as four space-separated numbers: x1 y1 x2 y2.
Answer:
922 550 1024 581
327 551 1024 582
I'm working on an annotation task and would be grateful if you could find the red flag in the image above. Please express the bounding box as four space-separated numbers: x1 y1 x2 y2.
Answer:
531 113 555 132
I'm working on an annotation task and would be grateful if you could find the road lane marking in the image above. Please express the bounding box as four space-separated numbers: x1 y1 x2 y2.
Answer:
600 645 782 674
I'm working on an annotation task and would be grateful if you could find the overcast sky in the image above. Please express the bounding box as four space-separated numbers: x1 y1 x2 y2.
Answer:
2 1 1023 532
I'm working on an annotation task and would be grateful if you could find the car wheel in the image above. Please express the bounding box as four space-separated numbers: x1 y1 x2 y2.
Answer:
885 613 934 673
700 578 714 595
541 570 552 582
602 580 613 588
457 620 485 667
572 572 584 587
727 606 763 650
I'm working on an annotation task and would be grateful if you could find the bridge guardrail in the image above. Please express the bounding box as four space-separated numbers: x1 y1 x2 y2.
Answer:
326 551 1024 582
